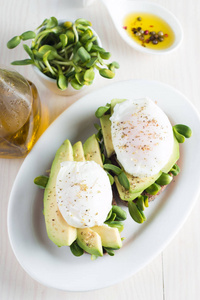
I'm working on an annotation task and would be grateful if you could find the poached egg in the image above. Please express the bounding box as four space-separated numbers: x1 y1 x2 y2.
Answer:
110 98 174 177
56 160 112 228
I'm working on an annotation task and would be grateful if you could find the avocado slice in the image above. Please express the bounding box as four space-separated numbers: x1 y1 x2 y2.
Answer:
124 172 161 194
114 136 179 201
92 224 122 249
43 140 77 247
73 141 85 162
83 134 103 167
100 114 114 158
77 228 103 256
115 176 142 201
100 98 127 158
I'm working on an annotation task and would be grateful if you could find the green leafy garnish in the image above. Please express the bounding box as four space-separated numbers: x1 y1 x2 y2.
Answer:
103 247 115 256
170 164 180 176
103 164 122 176
7 17 119 91
173 124 192 143
95 104 111 118
70 241 84 257
34 175 49 188
128 201 146 224
103 164 130 190
117 171 130 190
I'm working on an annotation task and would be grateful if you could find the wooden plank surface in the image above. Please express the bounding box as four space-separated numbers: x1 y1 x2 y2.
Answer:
0 0 200 299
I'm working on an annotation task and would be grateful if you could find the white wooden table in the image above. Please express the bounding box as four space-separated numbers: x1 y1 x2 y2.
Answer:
1 0 200 299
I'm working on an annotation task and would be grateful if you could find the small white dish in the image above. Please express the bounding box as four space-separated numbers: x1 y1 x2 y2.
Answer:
7 80 200 291
33 23 102 96
82 0 95 7
100 0 183 54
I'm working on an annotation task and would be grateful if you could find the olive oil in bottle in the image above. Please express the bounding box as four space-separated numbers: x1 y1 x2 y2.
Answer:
0 67 42 158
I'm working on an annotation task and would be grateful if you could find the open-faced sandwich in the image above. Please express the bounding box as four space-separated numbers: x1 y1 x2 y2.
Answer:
34 134 127 260
95 97 192 223
34 96 192 259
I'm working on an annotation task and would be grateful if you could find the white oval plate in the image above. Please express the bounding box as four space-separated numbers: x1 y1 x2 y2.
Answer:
8 80 200 291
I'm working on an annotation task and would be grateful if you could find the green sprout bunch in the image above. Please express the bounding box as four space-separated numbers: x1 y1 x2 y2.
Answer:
7 17 120 91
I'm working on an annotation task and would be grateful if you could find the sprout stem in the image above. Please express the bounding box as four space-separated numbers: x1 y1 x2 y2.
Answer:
72 24 79 44
53 60 73 66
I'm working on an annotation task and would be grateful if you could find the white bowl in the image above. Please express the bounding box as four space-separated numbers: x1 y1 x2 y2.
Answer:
102 0 183 55
33 24 102 96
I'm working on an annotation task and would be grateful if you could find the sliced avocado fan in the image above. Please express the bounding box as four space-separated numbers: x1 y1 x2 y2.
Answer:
35 134 126 258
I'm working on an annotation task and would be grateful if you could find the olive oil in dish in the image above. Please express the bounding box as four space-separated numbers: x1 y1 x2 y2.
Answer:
123 13 175 50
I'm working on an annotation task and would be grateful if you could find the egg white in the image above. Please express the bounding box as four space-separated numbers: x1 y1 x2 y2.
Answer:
110 98 174 177
56 160 112 228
